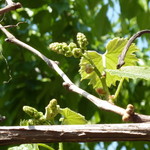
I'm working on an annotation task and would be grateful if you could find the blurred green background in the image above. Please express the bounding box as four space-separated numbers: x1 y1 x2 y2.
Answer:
0 0 150 149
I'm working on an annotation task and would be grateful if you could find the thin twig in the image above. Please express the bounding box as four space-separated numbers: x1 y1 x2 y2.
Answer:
0 2 22 15
3 22 26 28
117 29 150 69
0 24 150 122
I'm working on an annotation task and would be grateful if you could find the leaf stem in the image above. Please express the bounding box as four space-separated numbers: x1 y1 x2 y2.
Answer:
83 55 110 100
101 77 110 100
59 142 63 150
38 143 55 150
113 77 124 101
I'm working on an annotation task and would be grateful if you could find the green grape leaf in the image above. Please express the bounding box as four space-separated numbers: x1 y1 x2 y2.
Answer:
59 108 87 125
8 144 39 150
79 38 139 88
106 66 150 80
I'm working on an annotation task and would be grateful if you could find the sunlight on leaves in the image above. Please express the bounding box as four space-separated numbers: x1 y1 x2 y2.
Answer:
79 38 139 88
8 144 39 150
106 66 150 80
59 108 87 125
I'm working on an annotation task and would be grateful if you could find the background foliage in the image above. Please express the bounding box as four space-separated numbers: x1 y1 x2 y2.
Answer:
0 0 150 149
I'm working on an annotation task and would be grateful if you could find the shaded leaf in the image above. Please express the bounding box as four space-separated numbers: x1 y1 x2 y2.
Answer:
74 0 92 25
18 0 46 8
33 10 53 34
119 0 143 19
93 5 111 37
87 0 99 10
50 1 69 14
137 11 150 30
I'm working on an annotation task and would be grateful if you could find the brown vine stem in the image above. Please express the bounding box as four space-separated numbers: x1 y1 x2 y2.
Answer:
117 29 150 69
0 1 21 15
3 22 25 28
0 24 150 122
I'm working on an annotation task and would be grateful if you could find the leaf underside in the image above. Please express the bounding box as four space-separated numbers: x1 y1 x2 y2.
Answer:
106 66 150 80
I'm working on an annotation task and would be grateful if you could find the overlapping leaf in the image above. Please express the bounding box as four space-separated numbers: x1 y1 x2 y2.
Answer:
59 108 87 125
106 66 150 80
79 38 139 88
8 144 39 150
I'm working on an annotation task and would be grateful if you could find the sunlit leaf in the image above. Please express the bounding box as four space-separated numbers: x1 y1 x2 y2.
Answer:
106 66 150 80
79 38 139 88
59 108 87 125
8 144 39 150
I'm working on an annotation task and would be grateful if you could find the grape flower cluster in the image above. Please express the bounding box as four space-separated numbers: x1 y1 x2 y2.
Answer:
49 33 88 58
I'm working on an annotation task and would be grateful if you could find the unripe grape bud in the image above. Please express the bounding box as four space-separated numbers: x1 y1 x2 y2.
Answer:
49 42 70 55
49 99 57 110
126 104 134 115
68 42 77 51
85 64 94 74
127 104 134 110
72 48 82 58
96 88 106 95
28 119 35 125
61 42 73 57
109 95 115 101
23 106 43 119
45 99 60 120
77 32 88 50
64 51 73 57
57 43 64 54
49 42 60 52
61 42 69 52
122 113 130 122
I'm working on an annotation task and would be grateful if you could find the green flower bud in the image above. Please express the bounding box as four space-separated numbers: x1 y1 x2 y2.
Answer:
72 48 82 58
50 99 57 109
64 51 73 57
68 42 77 51
49 42 60 52
61 42 70 53
77 32 88 50
62 42 68 47
39 116 46 122
49 42 72 56
28 119 36 125
28 118 50 125
23 106 43 119
85 64 94 74
45 99 60 120
20 119 29 126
